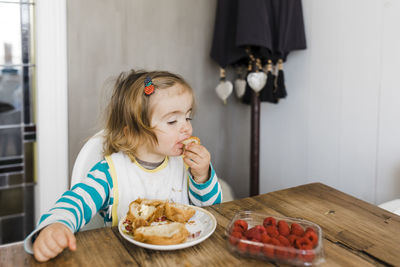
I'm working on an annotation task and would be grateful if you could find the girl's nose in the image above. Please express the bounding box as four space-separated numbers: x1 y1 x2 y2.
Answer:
181 121 192 134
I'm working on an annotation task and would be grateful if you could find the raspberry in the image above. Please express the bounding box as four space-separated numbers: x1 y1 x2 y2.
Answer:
232 226 245 234
237 240 248 253
287 234 298 246
268 238 281 246
254 225 267 234
248 242 262 254
275 247 288 260
233 219 248 232
301 244 313 250
290 223 304 236
287 247 298 259
303 230 318 247
277 235 290 247
265 225 279 238
295 237 312 249
260 233 270 243
299 249 315 262
263 217 277 227
277 220 290 237
262 245 274 258
305 227 316 234
245 227 262 241
229 231 243 245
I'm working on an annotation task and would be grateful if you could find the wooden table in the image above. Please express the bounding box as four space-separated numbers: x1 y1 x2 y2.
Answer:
1 183 399 266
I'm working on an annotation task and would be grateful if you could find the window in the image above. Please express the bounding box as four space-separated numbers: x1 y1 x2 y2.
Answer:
0 0 35 244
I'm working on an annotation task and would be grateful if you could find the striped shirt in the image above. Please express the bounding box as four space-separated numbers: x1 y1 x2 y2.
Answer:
24 158 221 253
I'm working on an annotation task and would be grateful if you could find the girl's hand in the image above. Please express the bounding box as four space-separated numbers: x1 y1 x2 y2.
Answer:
183 143 211 183
32 223 76 262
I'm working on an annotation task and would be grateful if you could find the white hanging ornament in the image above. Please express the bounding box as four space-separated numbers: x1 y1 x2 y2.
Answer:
234 79 246 98
247 71 267 93
216 80 233 105
215 68 233 104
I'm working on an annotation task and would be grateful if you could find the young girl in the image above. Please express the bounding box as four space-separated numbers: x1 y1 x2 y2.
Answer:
24 70 222 262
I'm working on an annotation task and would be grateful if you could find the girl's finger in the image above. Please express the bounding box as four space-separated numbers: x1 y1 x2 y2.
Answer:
38 243 56 260
53 231 68 249
185 144 205 156
33 241 47 262
65 229 77 251
184 151 202 163
45 237 63 254
187 146 210 162
33 248 48 262
183 155 198 168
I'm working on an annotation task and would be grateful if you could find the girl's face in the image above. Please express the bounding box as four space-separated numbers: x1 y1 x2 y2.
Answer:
146 83 193 160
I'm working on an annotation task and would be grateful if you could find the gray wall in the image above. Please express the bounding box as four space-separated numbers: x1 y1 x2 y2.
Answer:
67 0 251 199
257 0 400 205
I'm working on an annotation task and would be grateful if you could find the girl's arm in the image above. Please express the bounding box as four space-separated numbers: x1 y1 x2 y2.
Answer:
183 142 222 206
24 160 113 254
188 163 222 206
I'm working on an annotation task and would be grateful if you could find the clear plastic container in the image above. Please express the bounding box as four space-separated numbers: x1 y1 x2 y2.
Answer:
225 211 324 266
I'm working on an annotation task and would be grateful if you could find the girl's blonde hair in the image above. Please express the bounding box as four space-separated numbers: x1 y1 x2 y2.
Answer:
103 69 194 157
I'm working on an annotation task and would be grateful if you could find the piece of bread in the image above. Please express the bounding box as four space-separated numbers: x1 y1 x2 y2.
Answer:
181 136 201 148
138 198 165 207
134 222 189 245
125 198 196 245
164 202 196 223
181 137 201 160
126 198 165 228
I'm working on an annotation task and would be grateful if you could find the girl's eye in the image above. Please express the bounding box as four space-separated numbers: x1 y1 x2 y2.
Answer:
186 117 192 121
167 120 177 125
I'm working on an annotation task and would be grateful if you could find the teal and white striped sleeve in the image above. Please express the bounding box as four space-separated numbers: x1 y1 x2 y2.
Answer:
24 160 113 254
188 163 222 206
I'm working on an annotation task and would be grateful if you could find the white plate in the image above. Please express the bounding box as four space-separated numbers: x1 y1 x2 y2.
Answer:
118 205 217 250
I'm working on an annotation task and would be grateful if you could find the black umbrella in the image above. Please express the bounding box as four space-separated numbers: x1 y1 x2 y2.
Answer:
210 0 307 196
211 0 306 101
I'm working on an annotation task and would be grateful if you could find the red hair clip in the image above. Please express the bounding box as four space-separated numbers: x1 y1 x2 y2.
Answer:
144 76 155 96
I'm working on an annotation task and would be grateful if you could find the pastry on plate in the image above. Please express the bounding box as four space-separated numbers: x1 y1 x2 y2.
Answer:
126 198 165 228
133 222 189 245
125 198 196 245
164 202 196 223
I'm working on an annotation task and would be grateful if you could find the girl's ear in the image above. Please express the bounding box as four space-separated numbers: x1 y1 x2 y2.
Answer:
123 126 128 136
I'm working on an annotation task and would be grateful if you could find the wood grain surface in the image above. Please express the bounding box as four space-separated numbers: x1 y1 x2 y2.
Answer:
1 183 398 266
0 228 136 267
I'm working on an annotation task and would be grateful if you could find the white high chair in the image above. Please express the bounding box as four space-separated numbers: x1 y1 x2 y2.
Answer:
71 131 234 231
378 199 400 216
70 130 107 231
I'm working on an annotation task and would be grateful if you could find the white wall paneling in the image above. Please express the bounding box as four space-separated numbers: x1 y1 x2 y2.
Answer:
35 0 69 221
260 0 400 204
376 0 400 204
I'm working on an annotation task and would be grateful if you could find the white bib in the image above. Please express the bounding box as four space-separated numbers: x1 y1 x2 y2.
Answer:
105 152 189 226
